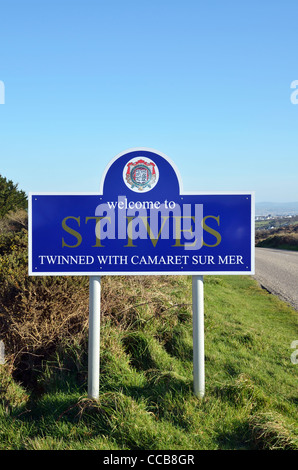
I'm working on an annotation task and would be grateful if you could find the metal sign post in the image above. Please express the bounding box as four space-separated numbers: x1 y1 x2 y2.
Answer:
192 275 205 398
88 276 101 399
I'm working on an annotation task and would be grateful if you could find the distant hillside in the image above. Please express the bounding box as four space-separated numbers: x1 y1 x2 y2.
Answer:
256 202 298 216
255 223 298 251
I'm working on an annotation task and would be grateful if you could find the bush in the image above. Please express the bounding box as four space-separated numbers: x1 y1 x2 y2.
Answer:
0 229 90 385
0 175 27 218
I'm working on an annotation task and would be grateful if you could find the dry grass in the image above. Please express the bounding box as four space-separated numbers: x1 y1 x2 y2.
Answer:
0 226 90 377
0 209 28 234
100 275 187 329
248 412 298 450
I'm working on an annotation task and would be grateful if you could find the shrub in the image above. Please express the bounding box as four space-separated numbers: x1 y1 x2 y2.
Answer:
0 175 27 218
0 229 89 384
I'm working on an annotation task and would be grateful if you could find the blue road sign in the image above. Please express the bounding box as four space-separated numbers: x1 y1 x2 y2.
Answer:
29 148 255 275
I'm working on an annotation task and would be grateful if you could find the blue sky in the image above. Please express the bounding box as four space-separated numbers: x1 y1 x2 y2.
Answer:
0 0 297 202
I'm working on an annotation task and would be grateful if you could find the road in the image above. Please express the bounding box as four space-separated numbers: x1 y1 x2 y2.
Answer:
254 247 298 310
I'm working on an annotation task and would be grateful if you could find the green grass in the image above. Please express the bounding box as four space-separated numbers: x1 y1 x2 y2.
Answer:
0 275 297 450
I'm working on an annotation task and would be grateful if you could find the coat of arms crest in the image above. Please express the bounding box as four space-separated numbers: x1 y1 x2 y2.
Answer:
123 157 159 192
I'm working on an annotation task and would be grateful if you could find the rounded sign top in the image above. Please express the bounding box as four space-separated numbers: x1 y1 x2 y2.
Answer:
100 147 182 199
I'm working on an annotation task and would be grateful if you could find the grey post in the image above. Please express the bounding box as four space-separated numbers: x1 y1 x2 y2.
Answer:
192 275 205 398
88 276 101 399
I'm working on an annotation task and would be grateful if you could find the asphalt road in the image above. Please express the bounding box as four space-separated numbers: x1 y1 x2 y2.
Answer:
254 247 298 310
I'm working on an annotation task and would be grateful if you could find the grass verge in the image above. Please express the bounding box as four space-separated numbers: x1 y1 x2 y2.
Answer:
0 272 297 450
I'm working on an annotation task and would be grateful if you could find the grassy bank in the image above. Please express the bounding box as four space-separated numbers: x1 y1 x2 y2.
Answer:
0 236 297 450
256 236 298 251
256 225 298 251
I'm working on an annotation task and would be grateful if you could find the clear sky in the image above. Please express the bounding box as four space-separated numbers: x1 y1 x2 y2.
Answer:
0 0 297 202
